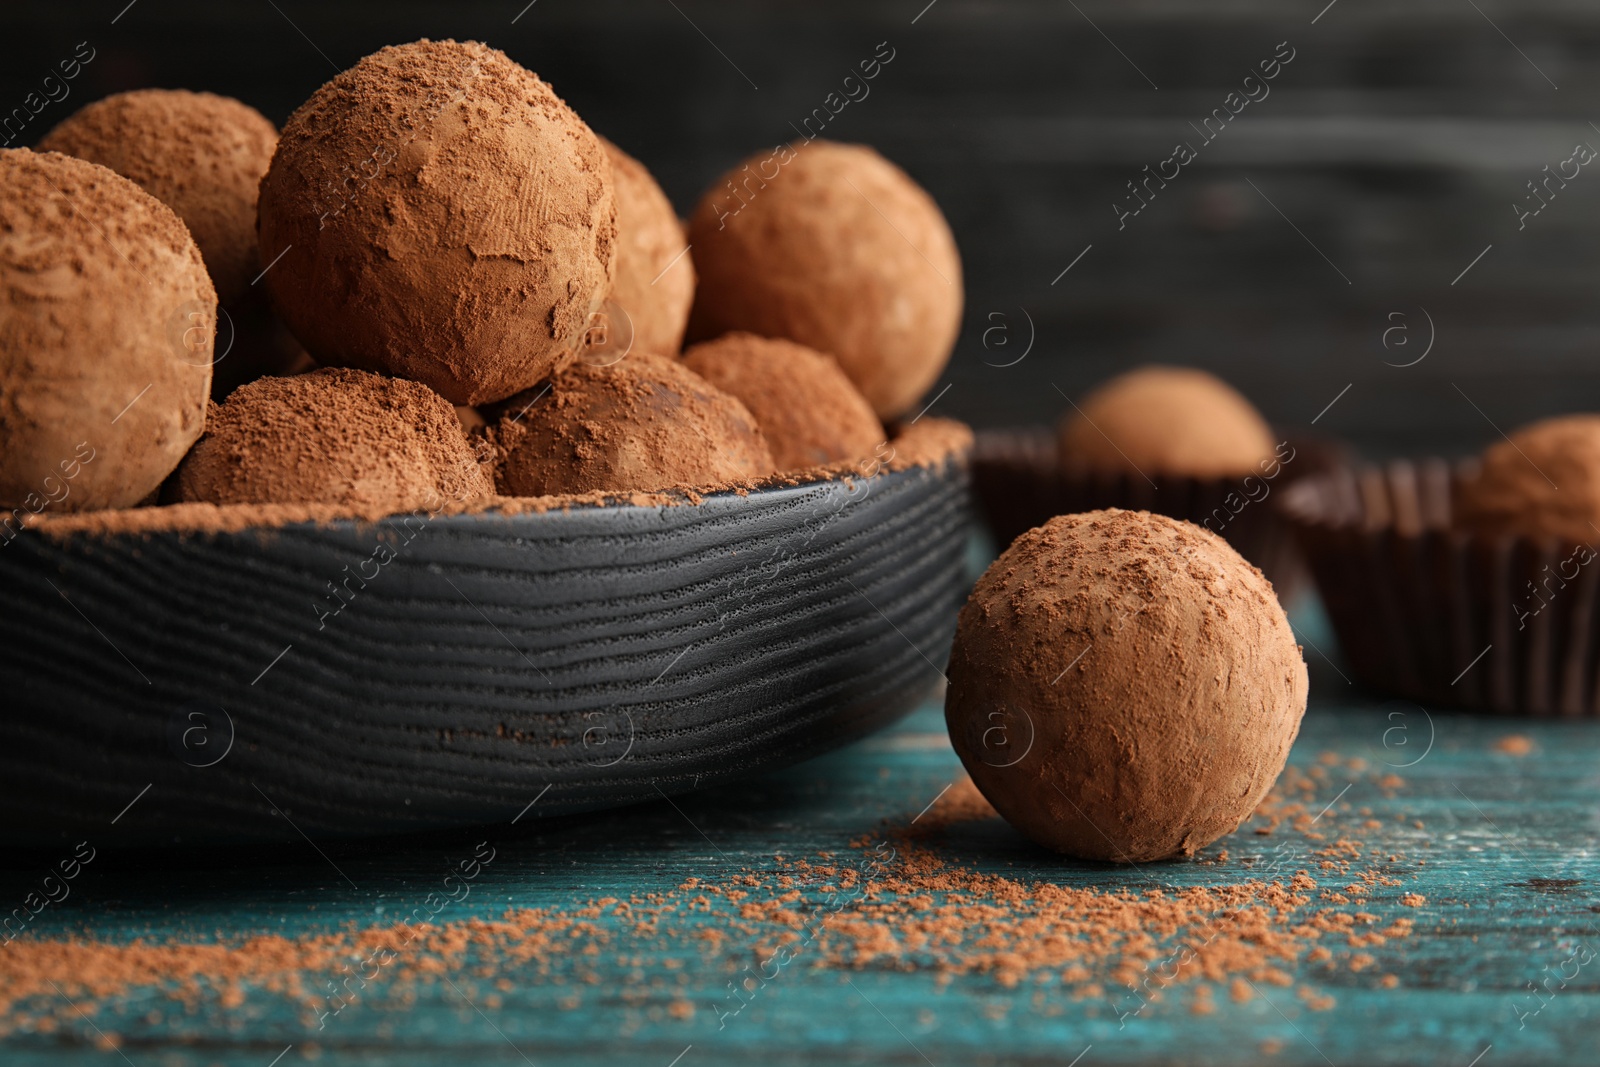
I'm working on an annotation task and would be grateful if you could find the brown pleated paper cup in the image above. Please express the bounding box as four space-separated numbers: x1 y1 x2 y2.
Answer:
1282 460 1600 716
971 427 1342 604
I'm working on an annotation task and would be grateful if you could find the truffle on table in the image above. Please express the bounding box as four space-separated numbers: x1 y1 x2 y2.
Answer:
682 332 882 471
492 355 774 496
686 140 962 421
1058 365 1275 479
0 148 213 514
175 367 492 513
945 509 1307 863
1454 414 1600 547
600 136 695 357
257 39 616 406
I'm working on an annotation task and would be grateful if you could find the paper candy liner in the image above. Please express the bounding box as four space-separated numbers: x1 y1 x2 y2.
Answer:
1282 459 1600 716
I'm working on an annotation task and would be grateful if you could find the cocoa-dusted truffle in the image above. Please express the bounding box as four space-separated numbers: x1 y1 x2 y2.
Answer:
686 140 962 420
682 332 882 471
1 149 213 513
1455 414 1600 547
39 89 278 308
257 39 616 405
601 136 695 356
37 90 301 401
493 355 774 496
945 509 1307 863
175 367 492 512
1059 365 1275 478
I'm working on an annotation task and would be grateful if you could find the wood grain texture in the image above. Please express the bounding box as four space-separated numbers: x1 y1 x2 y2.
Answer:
0 459 970 847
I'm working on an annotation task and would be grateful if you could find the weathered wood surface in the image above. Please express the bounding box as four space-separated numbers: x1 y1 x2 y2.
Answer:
1 602 1596 1066
0 461 969 847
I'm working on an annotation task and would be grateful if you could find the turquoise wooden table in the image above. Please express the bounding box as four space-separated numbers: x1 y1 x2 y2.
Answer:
2 601 1597 1067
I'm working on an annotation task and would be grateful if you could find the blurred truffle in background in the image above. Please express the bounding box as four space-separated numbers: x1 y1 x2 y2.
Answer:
1454 414 1600 548
1058 365 1276 479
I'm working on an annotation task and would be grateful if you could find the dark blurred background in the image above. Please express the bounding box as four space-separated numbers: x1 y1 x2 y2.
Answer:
6 0 1598 458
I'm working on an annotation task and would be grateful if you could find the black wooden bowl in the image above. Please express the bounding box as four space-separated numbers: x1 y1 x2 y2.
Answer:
0 424 971 847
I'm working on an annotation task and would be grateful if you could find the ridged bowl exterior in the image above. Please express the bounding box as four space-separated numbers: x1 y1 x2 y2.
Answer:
0 457 970 847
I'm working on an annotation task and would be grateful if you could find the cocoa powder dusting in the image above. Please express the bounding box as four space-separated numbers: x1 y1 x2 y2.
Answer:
947 509 1308 862
685 140 963 421
0 766 1419 1036
1492 734 1534 756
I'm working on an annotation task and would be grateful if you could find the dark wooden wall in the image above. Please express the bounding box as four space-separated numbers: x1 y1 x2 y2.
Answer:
7 0 1599 458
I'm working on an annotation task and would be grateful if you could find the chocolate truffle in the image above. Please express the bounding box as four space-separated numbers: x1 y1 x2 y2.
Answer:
1455 414 1600 547
682 332 882 471
686 140 962 420
493 355 774 496
0 148 213 513
175 367 492 512
38 90 305 401
945 509 1307 863
1059 365 1275 478
601 136 695 356
257 39 616 405
39 89 278 308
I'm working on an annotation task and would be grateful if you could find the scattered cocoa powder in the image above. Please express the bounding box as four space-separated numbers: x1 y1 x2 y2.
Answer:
0 759 1420 1038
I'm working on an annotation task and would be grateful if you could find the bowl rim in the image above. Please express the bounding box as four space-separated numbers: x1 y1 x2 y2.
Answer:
15 418 972 543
